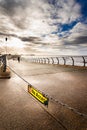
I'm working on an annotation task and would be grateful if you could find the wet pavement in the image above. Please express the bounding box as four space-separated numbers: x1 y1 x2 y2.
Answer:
0 59 87 130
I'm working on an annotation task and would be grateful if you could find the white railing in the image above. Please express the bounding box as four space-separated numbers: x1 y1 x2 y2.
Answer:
21 55 87 67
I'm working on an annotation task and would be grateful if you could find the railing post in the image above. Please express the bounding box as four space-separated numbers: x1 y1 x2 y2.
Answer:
56 57 59 64
47 58 50 64
51 57 54 64
82 56 86 67
34 58 35 62
38 58 40 63
71 57 74 66
62 57 66 65
42 58 44 63
31 58 33 62
33 58 35 62
43 58 46 64
41 58 44 64
40 58 42 63
36 58 38 63
33 58 34 62
39 58 41 63
40 58 43 63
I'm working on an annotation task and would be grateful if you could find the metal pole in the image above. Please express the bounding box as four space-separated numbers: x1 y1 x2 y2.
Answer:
5 37 8 55
82 56 85 67
4 37 8 71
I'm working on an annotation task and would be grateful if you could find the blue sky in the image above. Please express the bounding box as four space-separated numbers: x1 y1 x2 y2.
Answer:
76 0 87 18
0 0 87 55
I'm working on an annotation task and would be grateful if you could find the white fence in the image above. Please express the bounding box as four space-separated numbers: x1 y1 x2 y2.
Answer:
21 55 87 67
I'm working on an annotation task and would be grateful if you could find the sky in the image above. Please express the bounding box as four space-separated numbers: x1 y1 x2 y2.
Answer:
0 0 87 55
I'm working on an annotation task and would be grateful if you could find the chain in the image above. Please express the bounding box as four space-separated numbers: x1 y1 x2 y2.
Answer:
45 94 87 118
8 66 87 119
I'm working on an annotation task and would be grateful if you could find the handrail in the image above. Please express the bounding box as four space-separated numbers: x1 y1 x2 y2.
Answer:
71 57 74 66
43 58 46 64
40 58 43 63
51 57 54 64
56 57 59 64
46 58 50 64
62 57 66 65
82 56 86 67
22 55 87 67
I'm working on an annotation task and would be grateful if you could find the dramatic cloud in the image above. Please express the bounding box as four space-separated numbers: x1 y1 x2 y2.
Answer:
64 22 87 43
20 36 41 44
0 0 87 55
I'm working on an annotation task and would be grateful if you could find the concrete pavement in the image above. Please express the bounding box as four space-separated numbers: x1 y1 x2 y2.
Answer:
0 59 87 130
0 72 65 130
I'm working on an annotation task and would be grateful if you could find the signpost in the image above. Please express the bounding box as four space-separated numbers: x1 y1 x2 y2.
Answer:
28 85 49 106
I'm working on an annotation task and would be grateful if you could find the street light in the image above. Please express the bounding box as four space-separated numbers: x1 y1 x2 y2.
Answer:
5 37 8 55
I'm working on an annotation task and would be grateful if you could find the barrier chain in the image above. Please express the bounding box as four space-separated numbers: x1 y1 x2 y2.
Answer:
9 65 87 119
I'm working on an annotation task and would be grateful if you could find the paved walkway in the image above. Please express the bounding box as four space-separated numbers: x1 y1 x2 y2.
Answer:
0 71 65 130
0 59 87 130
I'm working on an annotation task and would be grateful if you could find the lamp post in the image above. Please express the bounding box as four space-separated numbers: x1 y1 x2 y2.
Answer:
5 37 8 55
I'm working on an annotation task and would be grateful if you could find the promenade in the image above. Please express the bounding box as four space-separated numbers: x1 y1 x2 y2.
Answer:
0 59 87 130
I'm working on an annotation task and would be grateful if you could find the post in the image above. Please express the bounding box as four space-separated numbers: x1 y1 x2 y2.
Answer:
62 57 66 65
47 58 50 64
71 57 74 66
5 37 8 55
56 57 59 64
51 57 54 64
82 56 85 67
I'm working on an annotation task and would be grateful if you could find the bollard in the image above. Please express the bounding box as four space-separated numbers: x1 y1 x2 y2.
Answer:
0 55 11 79
0 65 11 78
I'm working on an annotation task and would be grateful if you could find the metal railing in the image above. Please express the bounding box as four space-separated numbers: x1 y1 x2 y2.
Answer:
24 55 87 67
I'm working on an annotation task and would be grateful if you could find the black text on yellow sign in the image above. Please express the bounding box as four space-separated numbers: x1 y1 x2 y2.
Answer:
28 85 49 106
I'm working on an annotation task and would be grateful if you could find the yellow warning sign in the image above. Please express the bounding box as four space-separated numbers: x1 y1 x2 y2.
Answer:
28 85 49 105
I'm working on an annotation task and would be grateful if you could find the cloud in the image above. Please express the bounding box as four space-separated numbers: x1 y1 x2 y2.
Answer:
74 36 87 44
0 0 32 30
65 22 87 42
0 0 87 55
70 22 87 35
48 0 81 24
20 36 41 43
0 32 18 37
0 0 29 15
0 0 81 35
